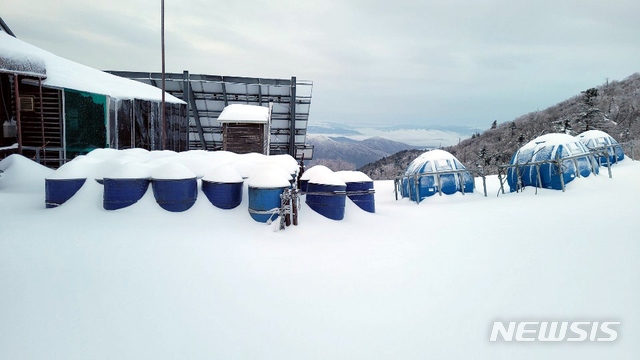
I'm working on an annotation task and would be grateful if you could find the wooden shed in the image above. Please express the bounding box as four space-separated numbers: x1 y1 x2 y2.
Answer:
217 104 271 154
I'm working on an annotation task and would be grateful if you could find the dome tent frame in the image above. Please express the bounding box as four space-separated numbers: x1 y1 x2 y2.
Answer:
395 167 488 204
395 150 488 204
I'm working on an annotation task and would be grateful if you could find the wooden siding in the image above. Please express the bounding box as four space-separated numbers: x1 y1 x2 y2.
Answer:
223 123 265 154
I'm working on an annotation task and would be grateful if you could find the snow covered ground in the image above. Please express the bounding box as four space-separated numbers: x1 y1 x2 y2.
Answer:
1 154 639 359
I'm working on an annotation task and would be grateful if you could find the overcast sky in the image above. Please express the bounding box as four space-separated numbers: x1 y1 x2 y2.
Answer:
3 0 640 129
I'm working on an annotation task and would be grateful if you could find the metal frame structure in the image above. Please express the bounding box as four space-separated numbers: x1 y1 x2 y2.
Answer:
396 142 636 203
106 71 314 160
394 168 487 204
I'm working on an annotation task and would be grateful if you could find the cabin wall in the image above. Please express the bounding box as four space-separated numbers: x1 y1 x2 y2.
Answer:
222 123 265 154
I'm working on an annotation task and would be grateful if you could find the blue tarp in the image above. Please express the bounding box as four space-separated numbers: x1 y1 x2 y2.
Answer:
402 150 473 201
507 134 599 192
577 130 625 166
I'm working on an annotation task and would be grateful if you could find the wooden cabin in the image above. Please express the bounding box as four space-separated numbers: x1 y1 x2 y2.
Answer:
217 104 270 154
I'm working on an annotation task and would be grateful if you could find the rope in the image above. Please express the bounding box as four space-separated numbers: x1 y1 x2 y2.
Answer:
248 207 280 215
345 190 376 196
304 191 347 196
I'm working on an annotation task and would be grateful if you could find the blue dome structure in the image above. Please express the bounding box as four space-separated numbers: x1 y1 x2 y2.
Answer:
507 133 599 192
402 149 473 202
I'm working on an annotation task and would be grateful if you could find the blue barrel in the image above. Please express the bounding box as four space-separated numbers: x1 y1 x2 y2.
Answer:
306 183 347 221
345 181 375 213
103 178 149 210
151 178 198 212
45 178 86 208
202 180 243 210
300 179 309 193
248 186 286 223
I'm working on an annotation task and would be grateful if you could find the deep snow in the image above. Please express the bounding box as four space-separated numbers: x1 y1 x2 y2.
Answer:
1 154 639 359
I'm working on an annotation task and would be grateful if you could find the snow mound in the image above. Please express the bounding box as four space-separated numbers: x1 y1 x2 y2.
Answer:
0 154 53 192
202 165 243 183
248 169 291 188
308 170 346 187
151 162 196 180
300 165 332 181
103 162 151 179
336 170 373 183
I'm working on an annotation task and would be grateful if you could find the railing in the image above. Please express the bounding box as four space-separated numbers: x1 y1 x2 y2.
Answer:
396 142 635 203
496 144 627 195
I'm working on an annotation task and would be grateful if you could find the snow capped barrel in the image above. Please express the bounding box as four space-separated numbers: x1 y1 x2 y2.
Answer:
337 171 375 213
247 169 290 223
306 171 347 221
45 178 86 208
201 165 244 210
103 163 150 210
44 160 89 208
151 163 198 212
299 165 332 193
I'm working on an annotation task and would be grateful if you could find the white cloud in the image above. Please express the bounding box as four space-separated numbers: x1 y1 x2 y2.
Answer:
3 0 640 129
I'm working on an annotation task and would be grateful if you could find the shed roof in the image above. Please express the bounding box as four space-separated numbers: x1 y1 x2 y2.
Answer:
0 32 184 104
217 104 269 124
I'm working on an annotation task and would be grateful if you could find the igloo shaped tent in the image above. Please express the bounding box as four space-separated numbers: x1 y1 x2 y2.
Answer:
507 133 599 192
576 130 624 165
402 149 473 201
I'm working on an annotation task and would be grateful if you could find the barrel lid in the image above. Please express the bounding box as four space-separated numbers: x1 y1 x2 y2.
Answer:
248 169 291 188
336 170 372 183
308 171 346 187
150 162 196 180
203 165 243 183
300 165 332 181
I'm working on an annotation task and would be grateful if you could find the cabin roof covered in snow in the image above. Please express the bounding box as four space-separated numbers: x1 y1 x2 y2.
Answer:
217 104 269 124
0 32 184 104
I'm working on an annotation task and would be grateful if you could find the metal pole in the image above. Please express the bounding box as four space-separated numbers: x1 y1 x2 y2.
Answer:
13 74 22 154
482 172 487 197
394 178 398 200
535 164 542 190
557 157 565 192
161 0 166 150
497 168 505 195
38 78 45 162
436 174 442 196
605 148 612 179
289 76 297 158
415 175 421 204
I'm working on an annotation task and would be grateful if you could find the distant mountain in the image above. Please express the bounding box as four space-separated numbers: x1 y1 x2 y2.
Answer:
307 135 417 169
358 149 427 180
307 126 363 136
361 72 640 179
